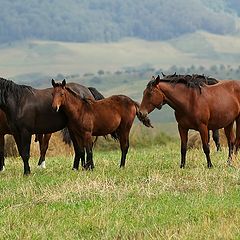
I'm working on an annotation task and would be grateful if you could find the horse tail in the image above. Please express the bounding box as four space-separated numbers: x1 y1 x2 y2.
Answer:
60 127 72 146
88 87 105 100
134 101 153 128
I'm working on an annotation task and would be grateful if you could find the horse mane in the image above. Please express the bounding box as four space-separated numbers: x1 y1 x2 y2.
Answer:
147 74 218 92
0 77 33 104
65 86 94 104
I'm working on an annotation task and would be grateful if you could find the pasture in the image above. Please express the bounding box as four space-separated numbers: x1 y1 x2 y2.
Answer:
0 133 240 239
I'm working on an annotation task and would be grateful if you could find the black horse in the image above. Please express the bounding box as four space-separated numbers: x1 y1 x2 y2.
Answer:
0 77 104 175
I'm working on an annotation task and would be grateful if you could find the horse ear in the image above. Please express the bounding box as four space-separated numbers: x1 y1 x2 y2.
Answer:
62 79 66 87
161 72 166 77
155 75 161 85
52 79 56 87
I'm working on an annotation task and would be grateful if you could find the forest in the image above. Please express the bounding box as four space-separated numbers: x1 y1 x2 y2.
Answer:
0 0 239 44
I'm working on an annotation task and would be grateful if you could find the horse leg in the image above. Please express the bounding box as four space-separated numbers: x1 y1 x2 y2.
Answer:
37 133 51 168
0 134 5 171
14 130 32 175
199 125 212 168
119 130 130 168
224 123 235 166
234 117 240 154
84 132 94 170
178 125 189 168
68 130 85 170
212 130 221 151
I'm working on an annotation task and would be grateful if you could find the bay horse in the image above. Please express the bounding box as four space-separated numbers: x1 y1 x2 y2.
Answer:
139 74 240 168
51 79 153 170
161 73 221 151
0 77 104 175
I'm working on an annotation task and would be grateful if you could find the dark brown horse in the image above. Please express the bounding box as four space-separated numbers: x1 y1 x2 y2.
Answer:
0 77 104 175
0 109 52 171
139 74 240 168
51 79 153 170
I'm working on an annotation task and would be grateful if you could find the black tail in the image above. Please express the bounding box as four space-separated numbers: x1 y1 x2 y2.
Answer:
88 87 104 100
134 101 153 128
61 127 72 146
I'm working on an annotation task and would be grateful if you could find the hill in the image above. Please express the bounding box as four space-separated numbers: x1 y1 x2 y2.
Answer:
0 0 239 44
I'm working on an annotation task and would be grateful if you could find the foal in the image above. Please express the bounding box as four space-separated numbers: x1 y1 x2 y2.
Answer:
52 79 152 170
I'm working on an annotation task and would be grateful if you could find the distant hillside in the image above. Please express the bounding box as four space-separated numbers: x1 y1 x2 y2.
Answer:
0 0 239 44
1 31 240 78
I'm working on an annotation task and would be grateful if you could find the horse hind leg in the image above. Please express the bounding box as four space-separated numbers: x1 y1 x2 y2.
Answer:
224 122 235 166
0 134 5 171
212 130 221 151
199 124 213 168
37 133 51 168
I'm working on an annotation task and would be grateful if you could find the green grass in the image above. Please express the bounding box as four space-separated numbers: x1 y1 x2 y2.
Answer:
1 142 240 239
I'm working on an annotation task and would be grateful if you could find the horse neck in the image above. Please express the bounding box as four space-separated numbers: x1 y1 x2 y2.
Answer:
159 82 195 111
63 91 86 117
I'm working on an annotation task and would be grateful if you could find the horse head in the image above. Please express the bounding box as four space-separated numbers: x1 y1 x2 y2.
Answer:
139 75 166 117
51 79 66 112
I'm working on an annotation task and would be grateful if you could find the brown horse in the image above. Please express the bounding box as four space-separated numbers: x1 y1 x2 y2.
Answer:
139 74 240 168
51 79 153 170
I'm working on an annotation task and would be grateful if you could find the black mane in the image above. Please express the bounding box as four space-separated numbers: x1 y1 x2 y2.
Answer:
65 86 93 104
147 74 218 91
0 77 33 104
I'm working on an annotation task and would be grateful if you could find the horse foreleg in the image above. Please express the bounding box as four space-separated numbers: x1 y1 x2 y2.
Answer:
212 130 221 151
37 133 51 168
199 125 212 168
84 132 94 170
178 125 189 168
14 130 32 175
69 130 85 170
0 134 5 171
224 122 235 166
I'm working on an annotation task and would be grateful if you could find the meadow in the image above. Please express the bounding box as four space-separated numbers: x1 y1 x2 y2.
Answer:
0 127 240 239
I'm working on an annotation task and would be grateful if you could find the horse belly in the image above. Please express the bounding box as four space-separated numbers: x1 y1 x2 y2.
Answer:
92 115 121 136
209 111 239 129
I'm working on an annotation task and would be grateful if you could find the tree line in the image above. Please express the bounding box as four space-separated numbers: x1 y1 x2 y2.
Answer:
0 0 239 44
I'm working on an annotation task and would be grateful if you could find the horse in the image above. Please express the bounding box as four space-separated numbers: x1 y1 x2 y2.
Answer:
139 74 240 168
51 79 153 170
0 109 52 171
0 77 104 175
161 73 221 151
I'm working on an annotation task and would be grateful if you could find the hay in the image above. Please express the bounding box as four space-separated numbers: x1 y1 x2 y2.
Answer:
188 129 227 149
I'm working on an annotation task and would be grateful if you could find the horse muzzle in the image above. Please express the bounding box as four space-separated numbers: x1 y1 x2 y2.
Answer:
156 103 163 110
52 104 60 112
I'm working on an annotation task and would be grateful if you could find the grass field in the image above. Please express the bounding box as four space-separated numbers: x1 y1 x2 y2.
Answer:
1 140 240 239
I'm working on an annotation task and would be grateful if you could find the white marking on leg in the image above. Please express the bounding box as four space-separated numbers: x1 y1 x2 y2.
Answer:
40 161 46 169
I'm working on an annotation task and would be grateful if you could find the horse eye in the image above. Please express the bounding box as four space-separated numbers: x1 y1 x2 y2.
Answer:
61 93 64 96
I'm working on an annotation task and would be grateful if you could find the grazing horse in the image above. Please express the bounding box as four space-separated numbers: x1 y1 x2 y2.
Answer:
51 79 153 170
139 74 240 168
0 77 104 175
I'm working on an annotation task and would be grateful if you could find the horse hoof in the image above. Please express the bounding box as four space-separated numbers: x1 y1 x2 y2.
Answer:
0 166 5 172
72 168 78 171
38 161 46 169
